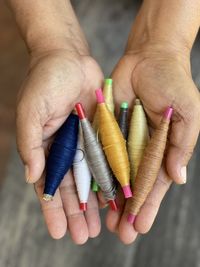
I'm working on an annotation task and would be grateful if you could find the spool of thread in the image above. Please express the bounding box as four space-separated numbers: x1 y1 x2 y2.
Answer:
95 89 132 198
75 103 117 211
118 102 129 139
91 78 114 192
128 99 149 183
127 107 173 224
103 78 115 114
43 113 79 201
91 104 100 192
73 126 92 211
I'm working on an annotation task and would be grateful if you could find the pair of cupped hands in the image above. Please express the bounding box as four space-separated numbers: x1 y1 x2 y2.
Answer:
16 26 200 244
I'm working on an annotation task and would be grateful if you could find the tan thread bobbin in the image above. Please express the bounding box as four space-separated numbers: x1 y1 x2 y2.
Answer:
128 107 173 222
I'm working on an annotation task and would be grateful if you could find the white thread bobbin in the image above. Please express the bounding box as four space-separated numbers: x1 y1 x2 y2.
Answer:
73 127 92 211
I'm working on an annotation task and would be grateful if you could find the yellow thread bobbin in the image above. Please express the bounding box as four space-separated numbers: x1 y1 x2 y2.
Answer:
92 79 115 192
128 98 149 183
96 88 132 198
103 78 114 114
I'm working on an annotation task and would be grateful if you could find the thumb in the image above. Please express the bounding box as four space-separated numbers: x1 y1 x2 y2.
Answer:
16 101 45 184
166 102 200 184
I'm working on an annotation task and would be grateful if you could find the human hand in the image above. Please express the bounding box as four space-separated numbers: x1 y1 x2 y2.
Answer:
105 0 200 244
106 43 200 244
10 0 107 244
16 48 104 243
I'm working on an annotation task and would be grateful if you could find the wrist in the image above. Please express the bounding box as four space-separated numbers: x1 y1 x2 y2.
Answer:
126 0 200 56
25 24 89 57
8 0 89 56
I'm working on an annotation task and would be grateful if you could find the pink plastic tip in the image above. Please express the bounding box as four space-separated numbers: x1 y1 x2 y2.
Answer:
163 107 173 120
80 202 87 211
95 89 105 104
127 213 136 224
122 185 133 198
108 199 118 211
75 103 86 120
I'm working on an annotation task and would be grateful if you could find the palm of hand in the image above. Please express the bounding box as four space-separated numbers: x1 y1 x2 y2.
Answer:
17 47 199 245
17 50 103 243
106 51 200 244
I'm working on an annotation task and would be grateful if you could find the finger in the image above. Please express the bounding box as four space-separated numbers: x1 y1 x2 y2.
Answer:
107 192 138 244
106 187 125 233
59 171 89 245
118 209 138 245
134 166 172 233
111 59 135 115
34 176 67 239
166 94 200 184
16 99 46 183
117 166 171 243
84 191 101 238
106 191 138 244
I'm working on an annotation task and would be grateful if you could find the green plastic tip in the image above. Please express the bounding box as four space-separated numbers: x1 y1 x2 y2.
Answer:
121 102 128 109
105 78 113 86
92 180 100 192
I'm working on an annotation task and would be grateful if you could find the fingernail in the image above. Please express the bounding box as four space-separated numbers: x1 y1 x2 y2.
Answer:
180 166 187 184
25 165 30 183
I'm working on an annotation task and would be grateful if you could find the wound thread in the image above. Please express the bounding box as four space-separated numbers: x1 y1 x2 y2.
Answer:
128 107 173 217
43 114 79 200
75 103 117 204
73 126 92 210
103 78 114 114
118 102 129 139
128 99 149 183
96 89 131 197
91 78 114 192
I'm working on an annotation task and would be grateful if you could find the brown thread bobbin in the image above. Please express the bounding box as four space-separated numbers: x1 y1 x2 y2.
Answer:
128 109 172 218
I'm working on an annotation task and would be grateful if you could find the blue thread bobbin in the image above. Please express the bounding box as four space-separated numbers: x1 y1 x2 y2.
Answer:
43 113 79 201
